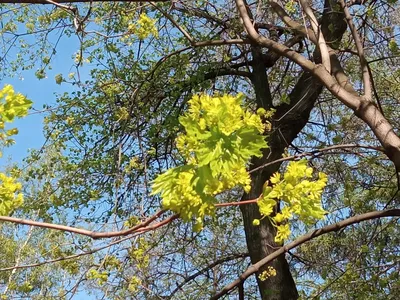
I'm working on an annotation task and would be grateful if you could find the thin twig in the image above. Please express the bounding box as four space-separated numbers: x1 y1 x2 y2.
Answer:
150 2 194 45
249 144 384 174
339 0 372 100
211 209 400 299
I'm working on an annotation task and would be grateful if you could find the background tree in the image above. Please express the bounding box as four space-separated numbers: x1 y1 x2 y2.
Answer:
0 0 399 299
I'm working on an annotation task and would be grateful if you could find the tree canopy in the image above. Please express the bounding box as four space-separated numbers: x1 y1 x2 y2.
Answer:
0 0 399 299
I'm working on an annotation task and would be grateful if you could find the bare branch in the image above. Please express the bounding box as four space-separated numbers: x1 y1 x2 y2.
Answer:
270 1 357 95
212 209 400 299
0 200 260 239
168 253 249 298
150 1 194 45
0 230 143 272
235 0 400 171
44 0 75 10
0 210 169 239
270 1 316 42
192 38 249 47
298 0 331 72
249 143 385 174
236 0 357 105
339 0 372 100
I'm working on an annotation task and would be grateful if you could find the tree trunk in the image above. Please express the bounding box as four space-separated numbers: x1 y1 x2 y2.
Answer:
240 1 347 298
241 71 323 299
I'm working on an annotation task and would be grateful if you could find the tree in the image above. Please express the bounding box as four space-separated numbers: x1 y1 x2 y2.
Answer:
0 0 399 299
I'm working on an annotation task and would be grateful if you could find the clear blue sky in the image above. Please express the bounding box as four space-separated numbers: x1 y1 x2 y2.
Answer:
2 34 85 164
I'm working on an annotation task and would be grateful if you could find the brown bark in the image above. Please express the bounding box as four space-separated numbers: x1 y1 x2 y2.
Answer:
241 70 323 300
239 1 347 299
238 0 400 172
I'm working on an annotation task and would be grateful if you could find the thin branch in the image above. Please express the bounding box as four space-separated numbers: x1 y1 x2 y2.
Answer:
2 225 35 294
150 2 194 45
211 209 400 299
167 253 249 298
0 210 167 239
44 0 75 10
173 4 226 27
249 143 385 174
0 199 260 239
193 38 249 47
0 230 142 272
339 0 372 100
298 0 331 72
215 199 258 207
366 64 385 116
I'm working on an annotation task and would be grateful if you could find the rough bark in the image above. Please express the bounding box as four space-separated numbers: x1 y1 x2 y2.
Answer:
241 71 322 299
239 1 347 299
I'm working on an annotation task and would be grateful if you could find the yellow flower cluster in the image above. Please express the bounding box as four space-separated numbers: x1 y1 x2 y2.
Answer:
155 167 216 231
128 276 142 293
87 269 109 286
258 266 277 281
152 94 271 231
0 85 31 216
184 94 268 136
254 159 328 243
0 84 32 124
128 13 158 40
0 173 24 215
128 237 150 270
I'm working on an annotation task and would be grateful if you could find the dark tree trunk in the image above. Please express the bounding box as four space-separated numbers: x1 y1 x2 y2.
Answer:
240 1 347 298
241 70 323 299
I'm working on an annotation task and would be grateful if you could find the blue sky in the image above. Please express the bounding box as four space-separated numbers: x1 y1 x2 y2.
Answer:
1 20 97 299
1 34 84 164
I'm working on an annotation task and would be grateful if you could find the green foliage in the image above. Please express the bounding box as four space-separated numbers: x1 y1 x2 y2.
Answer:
285 0 297 14
128 237 150 270
128 13 158 40
54 74 63 85
0 173 24 216
0 84 32 124
0 84 31 215
87 269 109 285
152 93 269 230
254 160 327 243
389 39 398 53
0 1 398 299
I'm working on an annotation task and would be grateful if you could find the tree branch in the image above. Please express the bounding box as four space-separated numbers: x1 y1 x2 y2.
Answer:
299 0 331 72
211 209 400 299
167 253 249 298
0 200 260 239
339 0 372 100
0 210 169 239
235 0 400 171
150 1 194 45
0 229 143 272
270 1 357 95
249 143 385 174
